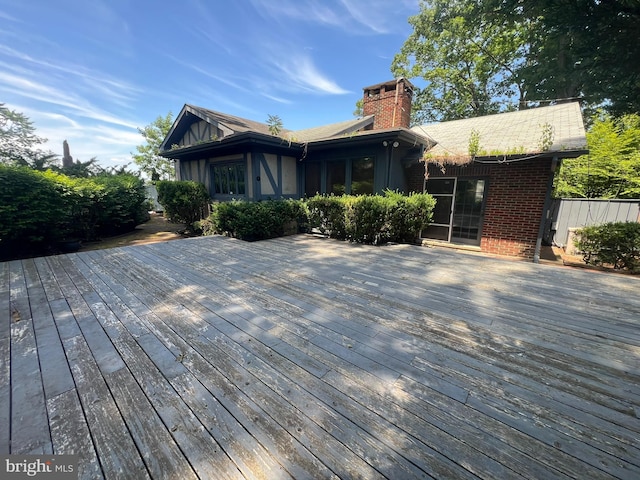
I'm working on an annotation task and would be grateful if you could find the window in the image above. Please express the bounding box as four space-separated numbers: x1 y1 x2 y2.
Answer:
327 160 346 195
304 163 321 197
306 157 375 196
212 163 245 196
351 157 374 195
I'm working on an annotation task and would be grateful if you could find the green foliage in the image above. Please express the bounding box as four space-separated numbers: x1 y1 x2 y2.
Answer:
554 113 640 198
0 166 65 250
468 129 481 158
266 114 283 136
575 222 640 272
306 195 350 240
394 1 640 122
392 0 527 123
306 191 435 245
0 103 48 165
0 165 149 258
209 199 308 241
133 112 175 180
383 190 436 243
156 180 210 226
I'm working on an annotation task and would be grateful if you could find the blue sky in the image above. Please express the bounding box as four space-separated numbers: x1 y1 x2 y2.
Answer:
0 0 420 169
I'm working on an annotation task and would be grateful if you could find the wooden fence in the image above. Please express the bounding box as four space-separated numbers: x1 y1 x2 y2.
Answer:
544 198 640 247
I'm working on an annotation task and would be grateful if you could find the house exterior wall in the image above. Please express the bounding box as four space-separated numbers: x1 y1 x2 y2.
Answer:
409 158 553 259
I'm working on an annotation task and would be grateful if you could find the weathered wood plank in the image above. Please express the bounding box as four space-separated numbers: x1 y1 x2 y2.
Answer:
9 260 51 454
7 234 640 479
49 297 149 479
0 260 10 454
47 389 103 479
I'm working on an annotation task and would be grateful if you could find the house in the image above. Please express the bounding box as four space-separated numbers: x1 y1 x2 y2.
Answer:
160 78 588 260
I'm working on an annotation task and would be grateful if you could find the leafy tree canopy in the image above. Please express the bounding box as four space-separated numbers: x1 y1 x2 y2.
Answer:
133 112 174 181
554 113 640 199
0 103 49 165
393 0 640 123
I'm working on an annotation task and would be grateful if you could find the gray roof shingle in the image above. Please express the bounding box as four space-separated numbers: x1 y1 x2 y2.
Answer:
412 102 587 163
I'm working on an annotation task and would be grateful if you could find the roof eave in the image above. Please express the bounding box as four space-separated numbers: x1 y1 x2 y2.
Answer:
425 148 589 166
305 129 433 151
160 131 303 159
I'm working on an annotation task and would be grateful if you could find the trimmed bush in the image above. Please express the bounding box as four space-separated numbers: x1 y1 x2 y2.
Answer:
208 199 308 241
0 166 65 249
575 222 640 272
306 191 435 245
0 165 150 259
156 180 210 226
306 195 349 240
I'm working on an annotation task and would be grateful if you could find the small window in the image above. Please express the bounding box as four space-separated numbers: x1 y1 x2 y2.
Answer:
351 157 374 195
327 160 346 195
212 162 245 196
305 163 321 197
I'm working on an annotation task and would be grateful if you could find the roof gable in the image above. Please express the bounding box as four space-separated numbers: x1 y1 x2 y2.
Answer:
412 102 587 164
161 104 286 151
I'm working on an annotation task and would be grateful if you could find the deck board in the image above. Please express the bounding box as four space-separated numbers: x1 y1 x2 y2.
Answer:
2 234 640 479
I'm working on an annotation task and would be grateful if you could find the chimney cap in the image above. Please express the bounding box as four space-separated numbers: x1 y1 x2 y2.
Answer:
362 77 415 93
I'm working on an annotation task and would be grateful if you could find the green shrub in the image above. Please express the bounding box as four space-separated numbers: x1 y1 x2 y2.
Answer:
0 166 65 250
306 195 349 240
156 180 209 226
93 174 150 236
346 195 389 244
384 190 436 243
575 222 640 272
306 191 435 245
209 199 308 241
0 165 150 258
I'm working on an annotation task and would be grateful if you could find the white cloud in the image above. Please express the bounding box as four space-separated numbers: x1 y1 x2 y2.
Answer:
269 55 351 95
248 0 419 34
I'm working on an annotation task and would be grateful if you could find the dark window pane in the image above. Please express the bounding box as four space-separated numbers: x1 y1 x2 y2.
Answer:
423 225 449 240
327 161 346 195
351 157 374 195
236 164 245 194
212 162 245 195
426 178 455 195
431 196 452 224
305 163 321 197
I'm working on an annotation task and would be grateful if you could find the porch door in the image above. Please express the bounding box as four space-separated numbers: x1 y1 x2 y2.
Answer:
423 178 486 246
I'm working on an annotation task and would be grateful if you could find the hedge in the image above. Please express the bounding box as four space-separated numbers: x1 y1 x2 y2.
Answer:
156 180 210 226
205 199 307 241
575 222 640 272
306 191 435 245
0 165 149 258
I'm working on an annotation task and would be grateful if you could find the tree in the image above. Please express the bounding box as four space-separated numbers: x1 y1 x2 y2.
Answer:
0 103 48 165
392 0 530 123
554 113 640 198
394 1 640 123
133 112 174 181
266 114 283 136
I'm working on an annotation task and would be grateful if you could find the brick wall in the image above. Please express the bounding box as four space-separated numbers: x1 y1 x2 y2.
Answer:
419 159 553 259
363 79 412 130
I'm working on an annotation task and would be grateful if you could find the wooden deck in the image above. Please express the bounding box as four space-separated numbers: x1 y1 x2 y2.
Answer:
2 234 639 479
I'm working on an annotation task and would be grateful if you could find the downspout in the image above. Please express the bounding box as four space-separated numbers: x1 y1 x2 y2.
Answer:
533 156 559 263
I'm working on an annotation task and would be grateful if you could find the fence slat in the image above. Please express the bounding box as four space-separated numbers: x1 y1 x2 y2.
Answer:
546 199 640 247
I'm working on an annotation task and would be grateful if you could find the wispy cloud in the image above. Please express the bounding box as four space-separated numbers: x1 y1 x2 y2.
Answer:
0 71 139 129
267 54 351 95
248 0 419 34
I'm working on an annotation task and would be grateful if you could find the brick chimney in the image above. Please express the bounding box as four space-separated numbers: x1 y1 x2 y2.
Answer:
362 78 414 130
